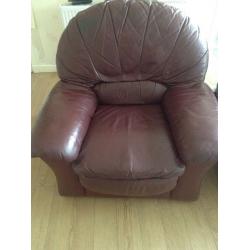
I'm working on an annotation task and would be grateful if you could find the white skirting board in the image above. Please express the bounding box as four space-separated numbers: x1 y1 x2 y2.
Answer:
32 64 57 73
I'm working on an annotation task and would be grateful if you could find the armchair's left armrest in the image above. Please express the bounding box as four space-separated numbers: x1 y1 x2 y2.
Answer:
32 81 98 163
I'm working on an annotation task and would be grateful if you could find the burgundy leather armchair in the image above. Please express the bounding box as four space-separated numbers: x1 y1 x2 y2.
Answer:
32 0 218 200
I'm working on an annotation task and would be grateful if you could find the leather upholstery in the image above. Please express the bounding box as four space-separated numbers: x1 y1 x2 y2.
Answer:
74 105 184 179
72 105 184 196
32 0 217 200
32 81 97 162
56 0 208 85
162 83 218 199
94 81 167 104
162 83 218 166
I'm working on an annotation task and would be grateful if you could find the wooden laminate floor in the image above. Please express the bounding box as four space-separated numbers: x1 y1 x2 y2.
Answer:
31 73 218 250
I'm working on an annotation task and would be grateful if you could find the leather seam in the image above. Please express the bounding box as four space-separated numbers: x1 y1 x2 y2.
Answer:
75 15 102 81
166 49 209 84
94 3 108 40
118 1 131 41
161 16 188 75
138 1 153 70
107 3 122 73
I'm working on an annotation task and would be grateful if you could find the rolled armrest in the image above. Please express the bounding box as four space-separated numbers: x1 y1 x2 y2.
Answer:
162 83 218 166
32 81 98 163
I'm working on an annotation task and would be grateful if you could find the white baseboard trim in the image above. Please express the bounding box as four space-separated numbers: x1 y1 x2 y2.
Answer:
32 64 56 73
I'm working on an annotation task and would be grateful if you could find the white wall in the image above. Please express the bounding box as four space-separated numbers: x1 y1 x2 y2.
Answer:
31 0 102 73
32 0 64 72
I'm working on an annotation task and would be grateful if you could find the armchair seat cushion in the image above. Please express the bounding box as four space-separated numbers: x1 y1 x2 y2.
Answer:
73 105 185 196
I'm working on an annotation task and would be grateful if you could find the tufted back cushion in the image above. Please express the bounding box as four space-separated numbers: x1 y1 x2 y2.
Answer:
56 0 208 92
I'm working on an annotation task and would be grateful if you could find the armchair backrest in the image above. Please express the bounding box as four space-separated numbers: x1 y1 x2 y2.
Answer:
56 0 208 104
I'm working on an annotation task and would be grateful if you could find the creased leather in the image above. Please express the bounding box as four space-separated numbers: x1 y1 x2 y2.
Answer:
94 81 167 104
56 0 208 85
162 83 218 166
32 81 98 162
79 176 179 197
32 0 217 199
73 105 184 179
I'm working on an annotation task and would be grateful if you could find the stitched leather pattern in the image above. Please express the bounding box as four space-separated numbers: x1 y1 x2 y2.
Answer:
56 0 208 86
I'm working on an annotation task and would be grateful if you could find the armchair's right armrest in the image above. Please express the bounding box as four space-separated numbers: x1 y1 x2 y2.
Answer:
32 81 98 163
162 83 218 167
